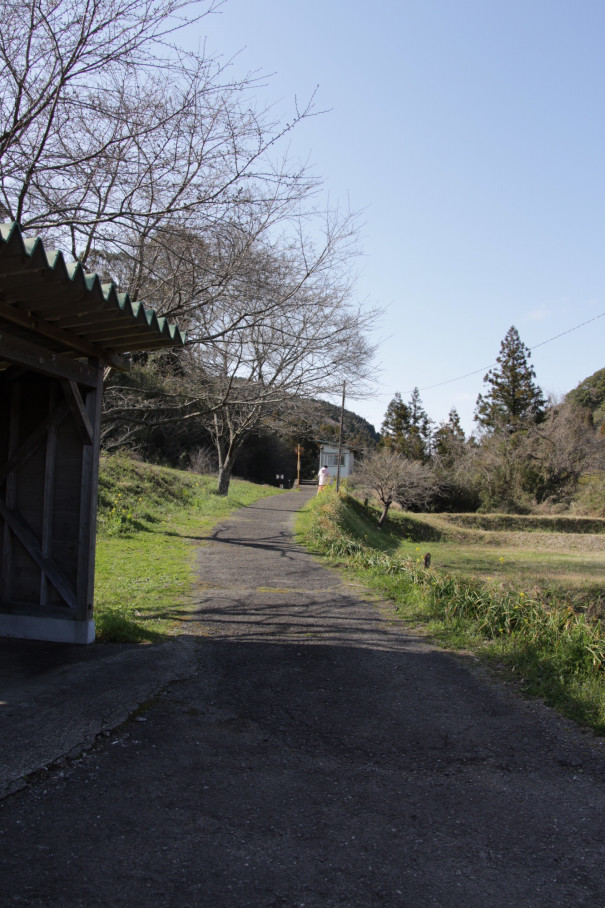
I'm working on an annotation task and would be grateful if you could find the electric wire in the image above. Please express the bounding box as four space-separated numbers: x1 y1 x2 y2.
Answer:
414 310 605 393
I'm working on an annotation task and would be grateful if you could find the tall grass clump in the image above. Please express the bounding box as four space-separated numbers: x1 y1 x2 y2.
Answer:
298 490 605 734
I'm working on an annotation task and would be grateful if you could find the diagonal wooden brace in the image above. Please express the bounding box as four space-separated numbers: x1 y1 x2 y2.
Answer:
61 380 94 445
0 498 77 610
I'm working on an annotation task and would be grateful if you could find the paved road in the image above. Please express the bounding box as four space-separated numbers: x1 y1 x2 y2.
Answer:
1 488 605 906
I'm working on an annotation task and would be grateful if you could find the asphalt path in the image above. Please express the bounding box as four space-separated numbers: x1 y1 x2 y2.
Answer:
1 487 605 906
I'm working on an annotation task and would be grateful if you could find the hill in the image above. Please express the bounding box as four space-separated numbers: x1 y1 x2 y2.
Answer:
567 367 605 428
303 398 380 448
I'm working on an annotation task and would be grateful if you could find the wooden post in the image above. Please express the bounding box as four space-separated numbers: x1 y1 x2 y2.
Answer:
336 381 346 492
40 384 58 606
1 383 20 602
76 360 104 625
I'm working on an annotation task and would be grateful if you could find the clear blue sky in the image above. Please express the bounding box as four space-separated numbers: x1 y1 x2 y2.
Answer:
196 0 605 435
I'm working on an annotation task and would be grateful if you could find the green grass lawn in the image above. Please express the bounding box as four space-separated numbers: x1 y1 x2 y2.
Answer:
94 453 282 642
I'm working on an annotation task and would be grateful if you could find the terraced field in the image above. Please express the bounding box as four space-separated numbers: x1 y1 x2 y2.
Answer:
387 510 605 611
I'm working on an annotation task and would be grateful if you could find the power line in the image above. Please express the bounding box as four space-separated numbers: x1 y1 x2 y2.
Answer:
415 310 605 393
530 310 605 350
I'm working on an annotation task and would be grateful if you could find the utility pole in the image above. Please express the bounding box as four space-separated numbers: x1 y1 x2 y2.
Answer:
336 380 346 492
296 444 302 490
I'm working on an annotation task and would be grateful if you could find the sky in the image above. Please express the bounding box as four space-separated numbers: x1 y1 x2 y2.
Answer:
193 0 605 435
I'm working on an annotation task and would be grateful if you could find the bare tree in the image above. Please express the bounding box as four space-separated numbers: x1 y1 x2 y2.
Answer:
464 428 528 512
178 228 378 493
523 398 605 505
3 0 380 489
353 449 437 528
99 356 196 453
100 221 379 493
0 0 319 306
0 0 206 161
464 396 605 512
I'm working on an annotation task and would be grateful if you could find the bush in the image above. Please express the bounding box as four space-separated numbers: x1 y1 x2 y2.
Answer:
573 473 605 518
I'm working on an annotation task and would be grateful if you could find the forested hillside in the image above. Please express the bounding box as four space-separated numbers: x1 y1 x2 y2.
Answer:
567 368 605 429
365 330 605 517
101 362 378 484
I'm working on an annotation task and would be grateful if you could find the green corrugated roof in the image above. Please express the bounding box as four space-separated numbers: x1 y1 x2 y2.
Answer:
0 222 186 358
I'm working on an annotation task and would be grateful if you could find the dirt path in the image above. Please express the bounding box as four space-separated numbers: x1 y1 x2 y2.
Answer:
1 488 605 906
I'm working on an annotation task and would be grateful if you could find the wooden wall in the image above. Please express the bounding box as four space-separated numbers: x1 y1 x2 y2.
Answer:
0 363 103 642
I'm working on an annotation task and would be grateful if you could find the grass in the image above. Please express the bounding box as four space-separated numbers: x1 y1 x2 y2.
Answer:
94 452 281 642
435 512 605 535
383 507 605 615
297 490 605 735
394 539 605 600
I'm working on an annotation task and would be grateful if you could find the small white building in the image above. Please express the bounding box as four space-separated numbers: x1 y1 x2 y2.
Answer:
318 441 355 480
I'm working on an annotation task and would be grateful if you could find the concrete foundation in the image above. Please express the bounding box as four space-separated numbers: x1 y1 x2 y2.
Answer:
0 615 95 645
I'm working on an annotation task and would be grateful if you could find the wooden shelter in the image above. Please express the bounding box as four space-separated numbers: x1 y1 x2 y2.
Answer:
0 222 185 643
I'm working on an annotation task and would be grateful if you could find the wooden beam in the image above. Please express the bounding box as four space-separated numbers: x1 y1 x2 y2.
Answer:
76 360 104 619
0 332 98 386
1 384 20 602
40 387 58 607
0 498 77 610
0 266 49 279
106 336 176 353
0 299 129 371
61 380 93 445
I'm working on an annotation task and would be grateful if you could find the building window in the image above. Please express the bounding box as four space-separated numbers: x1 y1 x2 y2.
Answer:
325 453 346 467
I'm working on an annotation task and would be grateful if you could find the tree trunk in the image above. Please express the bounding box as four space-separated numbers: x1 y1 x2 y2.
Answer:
213 412 237 496
217 463 233 496
377 501 391 528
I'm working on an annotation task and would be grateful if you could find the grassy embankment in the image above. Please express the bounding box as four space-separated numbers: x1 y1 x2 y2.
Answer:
297 490 605 735
95 453 280 643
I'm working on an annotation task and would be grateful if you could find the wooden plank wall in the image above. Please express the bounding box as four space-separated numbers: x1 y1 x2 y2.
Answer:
0 365 102 624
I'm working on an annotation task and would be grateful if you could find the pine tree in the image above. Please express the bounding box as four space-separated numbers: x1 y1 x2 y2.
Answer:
381 388 432 460
381 392 411 443
474 326 545 432
433 407 466 465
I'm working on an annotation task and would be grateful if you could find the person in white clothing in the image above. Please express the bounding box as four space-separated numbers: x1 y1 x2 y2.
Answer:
317 465 331 493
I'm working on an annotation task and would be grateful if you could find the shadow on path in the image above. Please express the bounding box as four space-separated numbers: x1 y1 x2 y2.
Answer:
1 488 605 907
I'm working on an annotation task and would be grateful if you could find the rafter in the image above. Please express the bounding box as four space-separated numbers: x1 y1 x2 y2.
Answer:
0 298 128 371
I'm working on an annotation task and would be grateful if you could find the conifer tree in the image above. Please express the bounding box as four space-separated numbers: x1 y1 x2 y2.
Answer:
381 392 411 443
474 326 545 432
381 387 432 460
433 407 466 465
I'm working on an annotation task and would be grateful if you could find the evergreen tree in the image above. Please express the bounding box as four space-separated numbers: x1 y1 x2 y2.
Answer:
566 367 605 430
474 326 545 432
381 388 432 460
433 407 466 465
381 392 410 442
